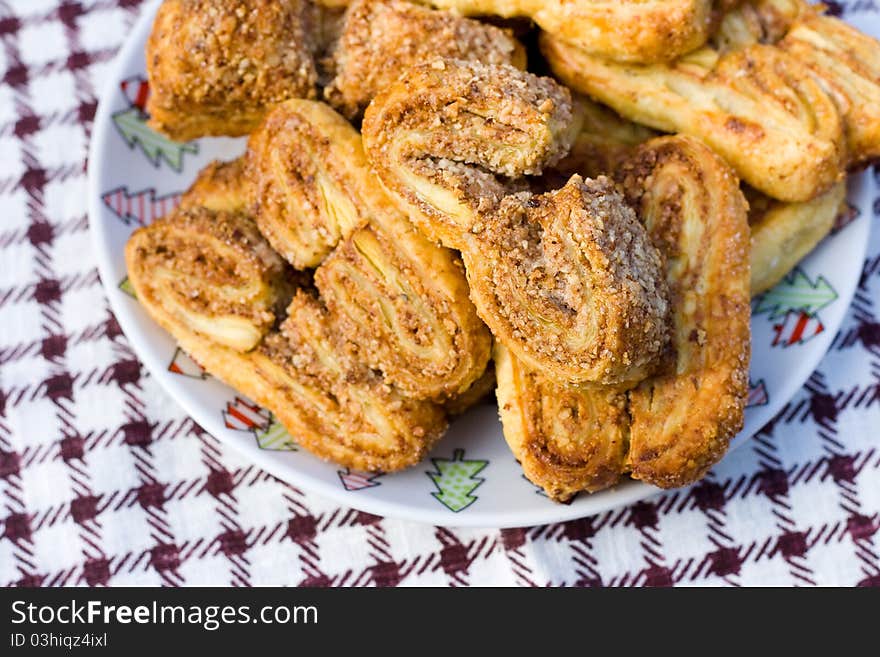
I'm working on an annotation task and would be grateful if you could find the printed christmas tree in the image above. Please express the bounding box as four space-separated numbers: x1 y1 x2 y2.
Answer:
338 468 383 491
118 276 136 298
753 268 837 320
112 108 198 172
168 347 209 380
103 186 181 226
747 379 768 408
427 449 488 512
254 418 297 451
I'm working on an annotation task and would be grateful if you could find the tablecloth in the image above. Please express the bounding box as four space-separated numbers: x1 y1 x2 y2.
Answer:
1 0 878 587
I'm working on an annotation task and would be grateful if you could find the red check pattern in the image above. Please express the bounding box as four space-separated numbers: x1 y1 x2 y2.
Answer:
1 0 879 587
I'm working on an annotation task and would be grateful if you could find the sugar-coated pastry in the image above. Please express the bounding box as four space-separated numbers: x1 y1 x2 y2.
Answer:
422 0 715 63
246 99 491 400
497 135 750 498
617 136 750 488
146 0 318 140
244 99 370 269
126 206 449 472
125 206 295 352
324 0 525 119
364 59 672 387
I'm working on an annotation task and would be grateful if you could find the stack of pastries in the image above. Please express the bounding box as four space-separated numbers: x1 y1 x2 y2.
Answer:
127 0 879 501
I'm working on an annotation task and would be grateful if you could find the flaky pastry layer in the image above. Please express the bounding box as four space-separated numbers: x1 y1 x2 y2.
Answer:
146 0 318 141
364 59 672 386
324 0 525 119
422 0 715 63
497 136 750 498
125 206 294 352
542 32 845 202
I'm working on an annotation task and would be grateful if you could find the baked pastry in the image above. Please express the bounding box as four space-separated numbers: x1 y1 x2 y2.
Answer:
494 342 628 501
364 60 672 387
497 136 750 499
246 99 491 399
125 206 294 352
244 99 369 269
324 0 525 119
421 0 716 63
125 213 447 469
317 220 491 400
620 136 750 487
179 159 250 213
127 96 493 468
541 32 845 202
780 13 880 168
749 181 846 296
715 4 880 168
146 0 319 141
255 292 447 471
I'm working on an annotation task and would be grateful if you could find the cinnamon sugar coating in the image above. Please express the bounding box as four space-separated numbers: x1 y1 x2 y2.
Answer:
146 0 318 140
325 0 525 119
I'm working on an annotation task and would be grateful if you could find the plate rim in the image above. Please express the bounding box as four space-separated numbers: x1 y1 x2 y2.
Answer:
88 0 873 528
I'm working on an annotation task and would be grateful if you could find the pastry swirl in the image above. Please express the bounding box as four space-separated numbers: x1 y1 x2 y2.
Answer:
146 0 319 141
125 206 293 352
259 292 448 470
126 204 448 471
497 135 750 498
494 343 628 502
364 60 672 386
324 0 525 119
248 98 491 400
317 221 491 399
245 99 370 269
618 136 750 488
541 34 845 202
422 0 715 63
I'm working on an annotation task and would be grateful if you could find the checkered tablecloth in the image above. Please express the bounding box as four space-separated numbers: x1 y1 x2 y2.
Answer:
1 0 878 587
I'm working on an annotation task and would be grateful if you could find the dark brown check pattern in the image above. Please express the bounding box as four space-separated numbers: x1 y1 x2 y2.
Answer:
0 0 878 587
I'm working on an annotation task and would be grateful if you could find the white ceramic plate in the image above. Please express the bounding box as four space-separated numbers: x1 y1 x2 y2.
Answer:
89 0 873 528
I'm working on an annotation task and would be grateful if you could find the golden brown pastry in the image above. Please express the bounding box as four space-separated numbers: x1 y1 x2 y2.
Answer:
749 180 846 296
317 221 491 400
497 135 750 499
126 204 448 471
549 94 847 299
711 0 804 50
541 33 845 202
421 0 716 63
244 99 369 269
324 0 525 119
146 0 318 141
247 99 491 399
494 343 628 502
125 206 294 352
780 13 880 168
618 136 750 488
179 159 250 213
255 292 447 470
364 60 672 387
546 95 658 184
712 3 880 167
